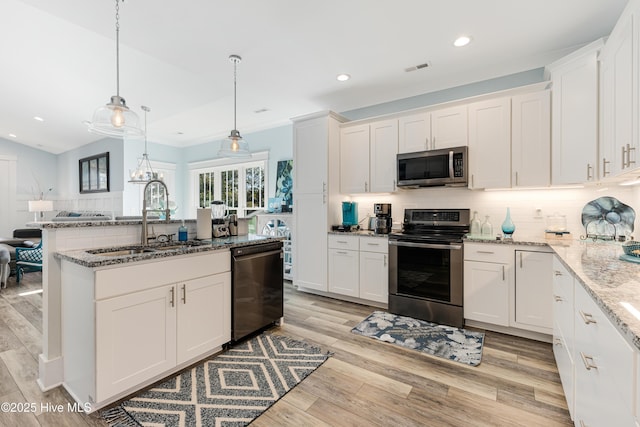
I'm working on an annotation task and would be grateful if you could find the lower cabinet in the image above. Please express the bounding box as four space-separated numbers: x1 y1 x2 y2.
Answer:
62 251 231 410
327 234 388 304
463 243 552 335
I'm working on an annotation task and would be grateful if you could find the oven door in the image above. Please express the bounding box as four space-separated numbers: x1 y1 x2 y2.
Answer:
388 239 463 306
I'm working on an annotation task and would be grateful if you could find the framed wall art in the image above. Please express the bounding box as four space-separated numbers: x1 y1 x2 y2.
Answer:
79 152 110 194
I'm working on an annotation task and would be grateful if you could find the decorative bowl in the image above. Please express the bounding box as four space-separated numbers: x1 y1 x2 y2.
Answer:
622 241 640 257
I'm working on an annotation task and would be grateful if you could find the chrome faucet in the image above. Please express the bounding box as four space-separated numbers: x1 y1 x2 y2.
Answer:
142 179 170 245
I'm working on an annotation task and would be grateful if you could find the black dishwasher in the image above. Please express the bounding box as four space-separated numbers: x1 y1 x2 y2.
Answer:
231 241 283 341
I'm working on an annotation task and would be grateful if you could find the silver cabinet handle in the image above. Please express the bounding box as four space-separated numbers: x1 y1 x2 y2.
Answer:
586 163 593 180
367 242 380 246
554 270 563 276
471 174 474 187
579 310 597 325
476 250 495 254
170 287 175 308
425 137 430 150
519 252 523 269
580 352 598 370
181 284 186 304
384 255 387 267
602 158 610 177
622 145 627 169
554 295 563 302
627 144 636 166
322 181 327 204
502 265 505 281
337 251 349 255
337 240 348 244
515 171 519 186
365 181 368 192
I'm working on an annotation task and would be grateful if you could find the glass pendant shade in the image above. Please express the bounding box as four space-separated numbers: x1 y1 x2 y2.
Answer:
218 129 250 158
89 96 143 138
129 105 160 183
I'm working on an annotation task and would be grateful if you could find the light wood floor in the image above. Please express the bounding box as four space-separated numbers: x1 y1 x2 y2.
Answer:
0 273 572 426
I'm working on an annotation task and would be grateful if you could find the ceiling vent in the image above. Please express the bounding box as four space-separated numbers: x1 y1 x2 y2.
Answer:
405 62 431 72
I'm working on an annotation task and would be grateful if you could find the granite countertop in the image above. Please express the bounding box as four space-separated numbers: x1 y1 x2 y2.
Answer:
56 234 283 268
31 219 197 229
551 240 640 351
464 235 551 246
328 230 390 238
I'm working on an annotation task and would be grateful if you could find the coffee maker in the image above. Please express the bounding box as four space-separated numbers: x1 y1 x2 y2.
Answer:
372 203 392 234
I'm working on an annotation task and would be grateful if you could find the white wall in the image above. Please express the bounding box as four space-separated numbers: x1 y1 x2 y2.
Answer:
347 185 640 240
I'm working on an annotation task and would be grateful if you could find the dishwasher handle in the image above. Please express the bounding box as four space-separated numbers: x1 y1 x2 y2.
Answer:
233 248 283 262
232 241 283 257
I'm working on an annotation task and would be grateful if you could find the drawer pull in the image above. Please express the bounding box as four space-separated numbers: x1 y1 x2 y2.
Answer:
384 255 387 267
502 265 505 281
579 310 597 325
554 295 563 302
554 270 562 276
337 240 348 244
170 287 175 308
476 251 494 254
337 251 349 255
181 284 186 304
579 352 597 370
367 242 380 246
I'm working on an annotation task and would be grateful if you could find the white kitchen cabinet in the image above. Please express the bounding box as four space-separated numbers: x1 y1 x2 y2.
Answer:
511 91 551 188
294 193 328 291
340 119 397 194
176 274 231 364
546 40 602 184
96 283 177 401
573 281 636 427
464 243 512 326
601 9 635 177
468 97 511 189
293 112 345 293
359 237 388 304
62 251 231 410
552 256 575 420
464 260 510 326
513 250 552 333
398 105 467 154
328 235 359 297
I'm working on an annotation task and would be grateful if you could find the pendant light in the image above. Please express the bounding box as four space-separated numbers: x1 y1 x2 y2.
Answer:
86 0 143 138
129 106 161 183
218 54 251 158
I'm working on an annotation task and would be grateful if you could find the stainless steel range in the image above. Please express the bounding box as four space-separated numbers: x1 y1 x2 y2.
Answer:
388 208 470 328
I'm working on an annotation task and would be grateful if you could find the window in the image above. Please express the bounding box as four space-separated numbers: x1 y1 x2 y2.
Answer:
190 153 267 218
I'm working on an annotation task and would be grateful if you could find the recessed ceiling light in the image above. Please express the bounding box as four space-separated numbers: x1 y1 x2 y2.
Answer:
33 116 44 122
453 36 472 47
8 133 17 138
336 73 351 82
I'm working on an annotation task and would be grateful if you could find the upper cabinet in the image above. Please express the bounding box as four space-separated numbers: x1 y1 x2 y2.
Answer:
340 119 398 194
468 97 511 189
600 9 635 177
511 91 551 188
398 105 468 154
546 40 602 184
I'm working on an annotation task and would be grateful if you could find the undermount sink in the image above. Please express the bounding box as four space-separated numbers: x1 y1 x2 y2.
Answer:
89 248 157 257
149 241 204 251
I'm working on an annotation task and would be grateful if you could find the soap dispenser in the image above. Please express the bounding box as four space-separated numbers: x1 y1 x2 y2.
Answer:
178 220 188 242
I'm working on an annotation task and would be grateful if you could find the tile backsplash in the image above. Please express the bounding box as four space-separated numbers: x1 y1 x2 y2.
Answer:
346 185 640 240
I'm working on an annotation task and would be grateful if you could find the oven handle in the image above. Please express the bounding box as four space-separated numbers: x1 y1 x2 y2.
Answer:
389 240 462 250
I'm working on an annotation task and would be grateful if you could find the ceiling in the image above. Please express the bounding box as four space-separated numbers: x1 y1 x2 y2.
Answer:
1 0 629 154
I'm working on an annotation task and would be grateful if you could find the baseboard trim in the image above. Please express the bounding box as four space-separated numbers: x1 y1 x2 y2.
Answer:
464 319 552 343
38 353 64 391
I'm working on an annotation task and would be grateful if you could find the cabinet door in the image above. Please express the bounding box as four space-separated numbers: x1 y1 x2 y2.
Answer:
369 119 398 193
96 284 177 401
176 273 231 364
431 105 468 149
468 97 511 189
463 261 509 326
550 47 600 184
359 251 388 303
294 117 328 194
398 113 430 153
293 193 327 291
512 91 551 187
514 251 552 332
601 13 634 176
328 248 359 297
340 124 370 193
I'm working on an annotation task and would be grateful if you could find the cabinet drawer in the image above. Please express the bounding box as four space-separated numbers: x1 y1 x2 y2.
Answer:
575 283 635 414
359 237 388 253
464 243 513 263
328 234 359 250
552 327 574 420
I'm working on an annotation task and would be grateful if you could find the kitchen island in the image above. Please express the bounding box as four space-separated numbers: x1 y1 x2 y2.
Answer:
56 233 282 412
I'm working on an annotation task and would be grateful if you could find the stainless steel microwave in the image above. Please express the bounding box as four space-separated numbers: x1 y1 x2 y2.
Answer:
397 146 468 188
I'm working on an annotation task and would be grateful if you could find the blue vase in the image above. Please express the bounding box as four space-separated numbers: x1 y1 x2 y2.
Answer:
501 207 515 238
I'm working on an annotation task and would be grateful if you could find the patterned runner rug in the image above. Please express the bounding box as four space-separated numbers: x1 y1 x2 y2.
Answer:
101 334 330 426
351 311 484 366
